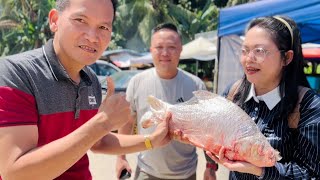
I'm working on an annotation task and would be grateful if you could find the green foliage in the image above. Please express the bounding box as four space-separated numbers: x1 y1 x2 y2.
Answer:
111 0 218 52
213 0 229 7
0 0 55 56
0 0 221 55
226 0 255 7
108 32 126 50
170 0 218 40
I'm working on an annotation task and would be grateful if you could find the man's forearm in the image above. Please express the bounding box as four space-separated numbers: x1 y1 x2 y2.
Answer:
118 116 134 135
92 115 150 155
2 113 110 180
91 132 151 155
116 115 135 159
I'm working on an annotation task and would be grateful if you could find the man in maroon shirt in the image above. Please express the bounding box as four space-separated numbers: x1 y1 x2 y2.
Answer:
0 0 170 179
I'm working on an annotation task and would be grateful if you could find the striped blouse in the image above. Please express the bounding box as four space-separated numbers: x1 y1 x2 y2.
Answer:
229 89 320 180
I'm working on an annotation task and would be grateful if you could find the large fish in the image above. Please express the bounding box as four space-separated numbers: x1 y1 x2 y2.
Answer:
141 90 281 167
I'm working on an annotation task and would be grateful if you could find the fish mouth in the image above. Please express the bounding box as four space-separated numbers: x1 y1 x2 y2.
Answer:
141 119 153 128
263 150 281 167
273 150 282 161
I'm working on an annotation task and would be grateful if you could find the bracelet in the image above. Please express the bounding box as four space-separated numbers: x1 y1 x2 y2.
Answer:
206 162 218 171
144 135 153 150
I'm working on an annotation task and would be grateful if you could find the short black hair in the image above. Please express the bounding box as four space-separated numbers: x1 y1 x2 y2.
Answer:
152 23 180 35
151 23 182 42
55 0 117 21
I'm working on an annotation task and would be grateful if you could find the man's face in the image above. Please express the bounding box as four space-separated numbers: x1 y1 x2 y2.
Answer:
150 29 182 79
50 0 114 68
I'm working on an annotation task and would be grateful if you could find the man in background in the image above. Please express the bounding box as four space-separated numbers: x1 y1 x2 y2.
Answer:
0 0 170 179
116 23 217 180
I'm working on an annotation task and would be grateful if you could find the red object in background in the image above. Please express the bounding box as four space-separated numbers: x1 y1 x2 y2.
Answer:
303 48 320 59
303 48 320 91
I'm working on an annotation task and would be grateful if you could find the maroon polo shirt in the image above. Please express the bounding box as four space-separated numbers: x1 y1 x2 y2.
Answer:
0 39 102 179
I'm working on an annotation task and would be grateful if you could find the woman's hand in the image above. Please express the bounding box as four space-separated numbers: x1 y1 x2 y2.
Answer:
206 147 263 176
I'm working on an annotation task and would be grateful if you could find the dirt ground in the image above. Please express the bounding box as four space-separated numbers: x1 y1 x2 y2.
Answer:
88 148 229 180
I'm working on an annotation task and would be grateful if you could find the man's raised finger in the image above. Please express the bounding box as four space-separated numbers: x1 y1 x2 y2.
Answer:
106 77 115 98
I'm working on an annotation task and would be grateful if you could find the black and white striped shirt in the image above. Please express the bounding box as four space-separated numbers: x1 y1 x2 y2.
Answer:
229 89 320 180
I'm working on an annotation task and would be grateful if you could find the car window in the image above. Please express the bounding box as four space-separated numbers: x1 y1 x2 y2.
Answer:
111 72 135 88
89 62 120 76
89 63 98 73
99 64 118 76
101 71 141 90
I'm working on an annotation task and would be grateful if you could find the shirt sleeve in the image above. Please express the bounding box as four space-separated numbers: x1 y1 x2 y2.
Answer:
126 75 137 114
261 91 320 179
0 86 37 127
0 59 38 127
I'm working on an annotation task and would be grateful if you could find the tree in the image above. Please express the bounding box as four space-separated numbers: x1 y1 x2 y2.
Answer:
213 0 229 7
0 0 220 55
111 0 218 52
226 0 255 7
0 0 54 56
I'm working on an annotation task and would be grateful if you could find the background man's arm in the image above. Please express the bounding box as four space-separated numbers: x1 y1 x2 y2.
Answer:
113 114 136 178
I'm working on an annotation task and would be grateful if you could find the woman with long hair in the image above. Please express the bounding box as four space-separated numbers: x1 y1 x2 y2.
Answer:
207 16 320 179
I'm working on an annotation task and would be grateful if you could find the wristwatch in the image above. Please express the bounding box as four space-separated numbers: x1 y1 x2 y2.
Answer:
144 135 153 150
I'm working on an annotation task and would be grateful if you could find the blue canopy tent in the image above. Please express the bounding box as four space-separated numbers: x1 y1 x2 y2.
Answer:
215 0 320 93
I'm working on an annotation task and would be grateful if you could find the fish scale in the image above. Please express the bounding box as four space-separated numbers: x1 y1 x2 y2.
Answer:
141 90 281 167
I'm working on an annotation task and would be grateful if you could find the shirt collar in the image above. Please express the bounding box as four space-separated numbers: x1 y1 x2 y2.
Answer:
42 39 92 85
245 83 281 110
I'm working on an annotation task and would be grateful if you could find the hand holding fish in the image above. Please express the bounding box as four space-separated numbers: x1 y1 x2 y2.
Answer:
172 129 193 145
148 112 172 148
206 147 264 176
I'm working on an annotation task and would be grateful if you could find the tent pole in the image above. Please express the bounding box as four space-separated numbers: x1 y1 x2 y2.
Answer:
213 57 218 93
196 60 199 77
213 35 221 94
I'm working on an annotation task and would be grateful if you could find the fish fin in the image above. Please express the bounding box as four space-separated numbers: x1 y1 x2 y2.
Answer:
141 96 168 129
147 96 167 111
141 111 161 129
179 96 198 106
188 137 205 149
193 90 219 100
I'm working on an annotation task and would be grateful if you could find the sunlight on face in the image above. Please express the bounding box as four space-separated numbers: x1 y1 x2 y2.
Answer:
241 27 285 90
52 0 114 68
150 29 182 79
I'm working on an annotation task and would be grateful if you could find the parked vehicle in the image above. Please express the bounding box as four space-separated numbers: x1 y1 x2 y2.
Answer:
89 60 121 81
101 70 142 93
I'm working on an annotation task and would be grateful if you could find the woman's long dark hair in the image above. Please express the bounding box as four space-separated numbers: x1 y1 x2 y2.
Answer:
233 16 310 119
